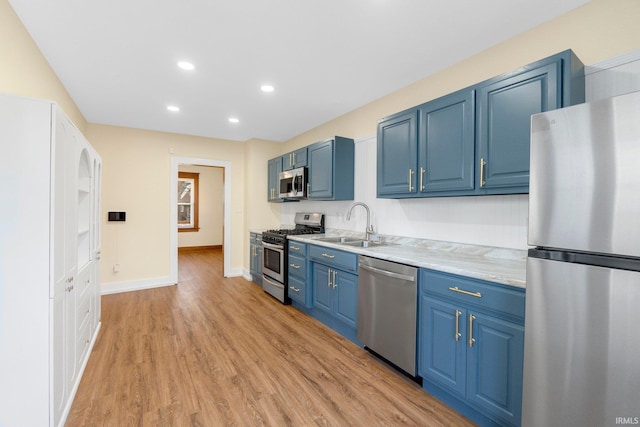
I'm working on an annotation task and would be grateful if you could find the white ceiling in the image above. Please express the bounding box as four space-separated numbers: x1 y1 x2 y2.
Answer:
9 0 590 142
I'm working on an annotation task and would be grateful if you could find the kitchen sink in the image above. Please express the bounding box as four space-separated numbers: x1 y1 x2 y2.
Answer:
315 236 361 244
314 236 389 248
341 240 386 248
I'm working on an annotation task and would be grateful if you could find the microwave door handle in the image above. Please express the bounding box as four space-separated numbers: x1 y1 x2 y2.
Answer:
294 173 302 193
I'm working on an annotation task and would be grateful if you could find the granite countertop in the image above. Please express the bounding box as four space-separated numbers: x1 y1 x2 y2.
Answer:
288 231 527 289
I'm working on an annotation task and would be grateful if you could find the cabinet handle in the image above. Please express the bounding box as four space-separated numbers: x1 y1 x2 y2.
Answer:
289 263 300 269
307 182 311 195
327 268 332 288
289 285 300 293
469 314 476 347
292 152 296 165
408 169 415 192
479 158 486 188
290 245 300 250
420 167 425 191
322 253 335 259
332 270 337 289
448 286 482 298
455 309 462 342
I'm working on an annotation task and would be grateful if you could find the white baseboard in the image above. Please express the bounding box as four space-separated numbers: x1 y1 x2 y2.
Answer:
101 269 246 295
101 276 176 295
226 267 244 278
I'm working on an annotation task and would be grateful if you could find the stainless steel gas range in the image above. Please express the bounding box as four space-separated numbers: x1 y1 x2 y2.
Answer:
261 213 324 304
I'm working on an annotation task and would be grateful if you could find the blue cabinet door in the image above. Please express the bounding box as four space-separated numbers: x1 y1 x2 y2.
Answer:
419 295 466 398
419 89 475 194
312 263 332 314
308 139 334 199
466 311 524 426
476 63 560 192
307 137 354 201
256 244 262 278
377 109 418 197
267 157 283 202
333 270 358 329
282 147 308 171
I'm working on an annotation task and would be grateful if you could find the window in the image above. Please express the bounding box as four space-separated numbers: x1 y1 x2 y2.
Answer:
178 172 199 232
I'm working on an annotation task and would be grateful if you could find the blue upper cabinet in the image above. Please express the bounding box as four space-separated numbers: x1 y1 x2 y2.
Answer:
308 136 354 200
377 49 585 199
377 90 474 198
267 156 284 203
282 146 308 171
475 50 584 194
377 109 418 197
419 89 475 194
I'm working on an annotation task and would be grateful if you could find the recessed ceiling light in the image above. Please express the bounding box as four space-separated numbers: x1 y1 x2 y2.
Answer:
260 84 275 93
167 105 180 112
228 117 239 123
177 61 195 71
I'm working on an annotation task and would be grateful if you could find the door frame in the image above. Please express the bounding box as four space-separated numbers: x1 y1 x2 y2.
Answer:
170 156 232 281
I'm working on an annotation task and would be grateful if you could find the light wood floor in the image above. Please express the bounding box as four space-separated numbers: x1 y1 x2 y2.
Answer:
67 248 474 426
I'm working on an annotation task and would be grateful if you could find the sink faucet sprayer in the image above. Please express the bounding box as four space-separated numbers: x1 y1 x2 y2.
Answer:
346 202 375 241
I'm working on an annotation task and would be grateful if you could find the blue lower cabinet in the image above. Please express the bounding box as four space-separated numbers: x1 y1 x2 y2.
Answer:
312 263 358 329
467 312 524 425
312 263 332 313
292 244 359 344
420 295 467 398
287 242 311 307
331 268 358 329
419 269 525 426
249 233 263 285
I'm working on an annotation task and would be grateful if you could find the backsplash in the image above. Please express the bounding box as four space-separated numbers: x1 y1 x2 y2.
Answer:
282 135 530 250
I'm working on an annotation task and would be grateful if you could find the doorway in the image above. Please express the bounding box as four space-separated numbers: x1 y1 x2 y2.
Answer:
170 156 232 282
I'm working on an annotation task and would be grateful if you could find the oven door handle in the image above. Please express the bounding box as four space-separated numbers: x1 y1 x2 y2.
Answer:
262 241 284 251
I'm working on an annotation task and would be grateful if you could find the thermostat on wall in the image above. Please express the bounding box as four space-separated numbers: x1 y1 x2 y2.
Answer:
108 211 126 222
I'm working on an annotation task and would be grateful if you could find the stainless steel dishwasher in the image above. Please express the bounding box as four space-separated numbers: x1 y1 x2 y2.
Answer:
357 255 418 376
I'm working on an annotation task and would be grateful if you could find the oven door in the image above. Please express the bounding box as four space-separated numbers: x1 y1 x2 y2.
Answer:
262 241 284 283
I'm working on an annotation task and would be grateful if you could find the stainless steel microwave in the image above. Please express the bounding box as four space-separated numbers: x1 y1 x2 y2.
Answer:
279 166 307 199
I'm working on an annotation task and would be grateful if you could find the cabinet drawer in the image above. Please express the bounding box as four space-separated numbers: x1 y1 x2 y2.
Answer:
309 245 358 272
288 240 306 256
420 269 525 319
76 265 93 299
288 276 307 305
76 316 93 370
288 254 306 279
76 289 93 331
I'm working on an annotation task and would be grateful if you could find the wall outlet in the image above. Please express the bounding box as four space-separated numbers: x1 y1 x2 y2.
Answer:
113 263 120 273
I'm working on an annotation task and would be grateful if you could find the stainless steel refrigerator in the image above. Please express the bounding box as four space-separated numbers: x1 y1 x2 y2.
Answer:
523 91 640 426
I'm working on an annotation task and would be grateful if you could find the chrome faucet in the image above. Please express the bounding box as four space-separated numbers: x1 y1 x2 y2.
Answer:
347 202 374 241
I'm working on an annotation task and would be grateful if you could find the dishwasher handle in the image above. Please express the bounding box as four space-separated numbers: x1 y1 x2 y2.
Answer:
359 263 416 282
